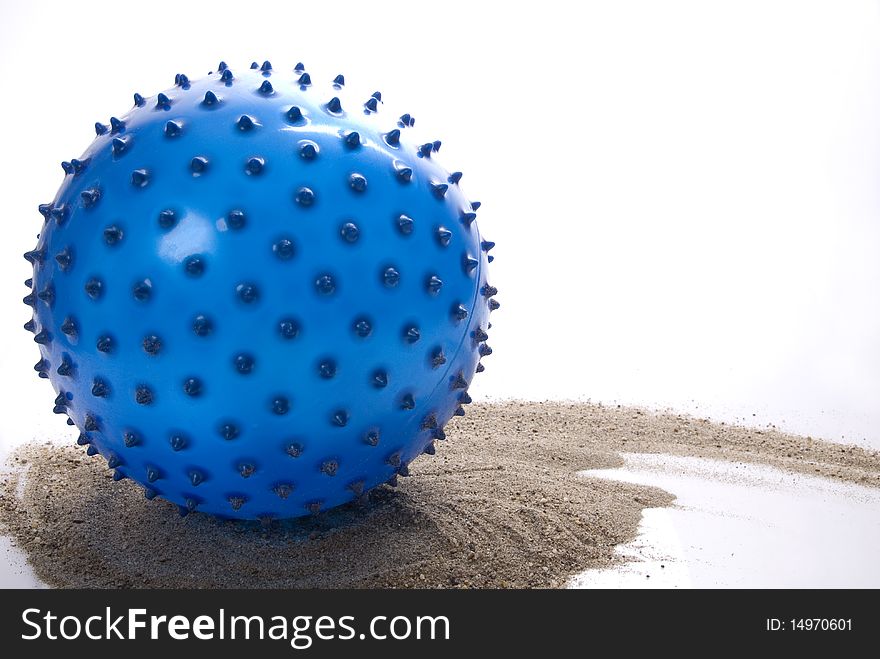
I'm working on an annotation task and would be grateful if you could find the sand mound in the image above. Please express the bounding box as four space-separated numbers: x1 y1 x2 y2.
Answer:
1 402 877 588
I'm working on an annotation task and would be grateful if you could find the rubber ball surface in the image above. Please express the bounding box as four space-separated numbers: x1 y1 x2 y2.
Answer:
23 61 497 519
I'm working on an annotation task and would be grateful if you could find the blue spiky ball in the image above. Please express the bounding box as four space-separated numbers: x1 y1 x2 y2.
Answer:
23 61 497 519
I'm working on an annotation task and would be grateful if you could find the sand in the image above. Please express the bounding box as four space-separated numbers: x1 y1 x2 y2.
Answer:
1 401 878 589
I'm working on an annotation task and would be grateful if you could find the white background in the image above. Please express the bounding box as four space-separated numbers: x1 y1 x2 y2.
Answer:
1 0 878 450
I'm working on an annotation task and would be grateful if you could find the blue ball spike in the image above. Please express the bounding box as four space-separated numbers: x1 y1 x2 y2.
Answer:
236 114 256 131
436 226 452 247
286 105 304 123
71 158 89 175
245 156 265 175
61 317 78 336
37 283 55 305
54 247 73 271
396 214 414 234
34 359 50 379
393 160 413 182
431 182 449 198
164 120 183 138
299 141 318 159
96 335 114 353
23 61 494 520
23 247 43 267
50 204 69 224
327 96 343 114
111 136 129 156
34 329 52 345
130 168 150 187
344 131 360 148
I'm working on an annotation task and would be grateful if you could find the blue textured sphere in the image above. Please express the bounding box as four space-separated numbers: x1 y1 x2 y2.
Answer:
24 61 497 519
